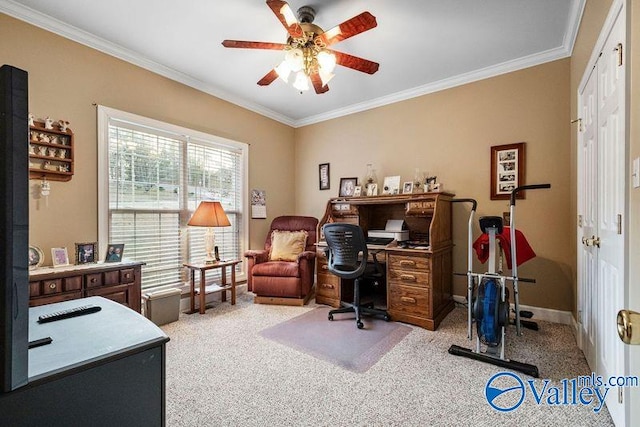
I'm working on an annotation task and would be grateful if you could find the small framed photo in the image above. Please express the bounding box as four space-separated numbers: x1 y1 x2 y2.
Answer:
105 244 125 263
366 183 378 196
28 246 44 270
339 177 358 197
75 242 97 264
353 185 362 197
382 176 401 195
51 247 70 267
402 181 414 194
319 163 330 190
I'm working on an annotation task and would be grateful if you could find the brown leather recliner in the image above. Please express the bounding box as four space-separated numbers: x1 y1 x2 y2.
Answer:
245 216 318 305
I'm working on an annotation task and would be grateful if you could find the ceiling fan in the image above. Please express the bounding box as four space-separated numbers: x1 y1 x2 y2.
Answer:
221 0 379 94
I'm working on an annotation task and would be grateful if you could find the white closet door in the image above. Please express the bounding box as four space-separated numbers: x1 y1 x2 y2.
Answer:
577 3 626 425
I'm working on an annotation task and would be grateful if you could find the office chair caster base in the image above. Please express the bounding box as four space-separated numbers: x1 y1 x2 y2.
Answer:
357 321 364 329
383 314 391 322
328 313 334 321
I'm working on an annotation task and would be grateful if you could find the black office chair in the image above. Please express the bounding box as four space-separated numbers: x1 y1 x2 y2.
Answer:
323 223 391 329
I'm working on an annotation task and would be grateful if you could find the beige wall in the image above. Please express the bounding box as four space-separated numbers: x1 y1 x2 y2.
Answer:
3 4 637 316
0 14 296 262
295 59 573 311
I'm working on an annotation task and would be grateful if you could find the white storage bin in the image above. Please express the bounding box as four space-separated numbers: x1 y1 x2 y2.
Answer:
143 288 181 326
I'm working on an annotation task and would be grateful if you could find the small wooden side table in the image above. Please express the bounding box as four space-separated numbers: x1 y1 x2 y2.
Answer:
183 259 242 314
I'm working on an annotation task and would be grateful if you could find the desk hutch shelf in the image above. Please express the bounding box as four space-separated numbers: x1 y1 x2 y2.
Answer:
28 120 74 181
316 192 454 331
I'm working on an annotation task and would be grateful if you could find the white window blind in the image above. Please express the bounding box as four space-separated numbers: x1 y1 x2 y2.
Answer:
98 106 248 290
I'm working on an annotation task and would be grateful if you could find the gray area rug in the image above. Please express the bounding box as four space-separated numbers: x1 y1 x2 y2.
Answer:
259 306 412 373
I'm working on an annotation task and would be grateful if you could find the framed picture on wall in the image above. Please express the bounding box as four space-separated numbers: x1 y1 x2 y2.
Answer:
490 142 526 200
319 163 330 190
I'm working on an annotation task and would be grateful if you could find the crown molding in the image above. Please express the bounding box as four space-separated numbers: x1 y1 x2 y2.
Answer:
0 0 295 127
293 45 571 127
1 0 584 129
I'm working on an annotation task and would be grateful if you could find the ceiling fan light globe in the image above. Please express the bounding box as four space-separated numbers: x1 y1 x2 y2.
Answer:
285 48 304 72
319 69 335 86
317 51 336 73
280 5 298 26
293 71 310 91
275 61 292 82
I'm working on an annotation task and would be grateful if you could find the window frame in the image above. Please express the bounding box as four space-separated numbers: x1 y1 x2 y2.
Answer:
97 105 249 290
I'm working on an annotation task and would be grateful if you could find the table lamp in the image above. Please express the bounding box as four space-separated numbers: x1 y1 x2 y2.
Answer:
187 201 231 264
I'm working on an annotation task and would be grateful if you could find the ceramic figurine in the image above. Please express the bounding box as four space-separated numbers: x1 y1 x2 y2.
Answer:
28 113 35 127
38 146 48 156
50 135 59 144
58 120 70 132
39 133 50 143
48 148 57 157
57 149 66 159
44 117 54 130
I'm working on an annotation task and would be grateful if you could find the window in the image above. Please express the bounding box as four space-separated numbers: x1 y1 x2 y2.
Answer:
98 106 248 290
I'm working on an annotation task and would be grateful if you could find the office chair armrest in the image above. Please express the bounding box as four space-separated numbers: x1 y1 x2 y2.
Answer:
297 250 317 262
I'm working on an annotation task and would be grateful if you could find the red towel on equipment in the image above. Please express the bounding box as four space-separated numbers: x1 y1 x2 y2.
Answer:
472 226 536 269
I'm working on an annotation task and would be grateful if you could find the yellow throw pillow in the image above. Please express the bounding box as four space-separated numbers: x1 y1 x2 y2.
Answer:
269 230 308 261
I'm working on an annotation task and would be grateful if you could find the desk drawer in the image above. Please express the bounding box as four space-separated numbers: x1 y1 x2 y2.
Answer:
387 269 430 288
388 254 430 272
388 284 430 318
316 272 340 300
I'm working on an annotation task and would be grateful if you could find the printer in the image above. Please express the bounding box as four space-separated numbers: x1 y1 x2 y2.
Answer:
367 219 410 242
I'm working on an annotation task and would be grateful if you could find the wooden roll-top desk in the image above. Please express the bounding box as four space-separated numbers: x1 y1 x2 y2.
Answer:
316 192 454 331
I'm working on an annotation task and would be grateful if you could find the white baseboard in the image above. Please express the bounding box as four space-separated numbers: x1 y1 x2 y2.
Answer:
452 295 574 325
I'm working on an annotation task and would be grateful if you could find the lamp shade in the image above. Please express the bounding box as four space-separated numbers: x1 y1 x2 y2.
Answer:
187 201 231 227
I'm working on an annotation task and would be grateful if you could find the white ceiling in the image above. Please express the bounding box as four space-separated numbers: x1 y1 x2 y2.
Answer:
1 0 584 127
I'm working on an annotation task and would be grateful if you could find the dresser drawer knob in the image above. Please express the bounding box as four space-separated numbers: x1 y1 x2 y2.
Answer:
399 260 416 267
321 265 328 270
90 278 97 283
320 283 335 289
401 296 417 304
48 282 57 289
400 274 417 282
124 273 131 279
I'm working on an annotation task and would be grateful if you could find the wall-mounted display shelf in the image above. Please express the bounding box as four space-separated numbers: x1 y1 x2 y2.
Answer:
28 120 74 181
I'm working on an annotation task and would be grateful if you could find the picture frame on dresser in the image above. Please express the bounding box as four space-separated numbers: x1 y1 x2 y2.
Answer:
51 247 70 267
28 246 44 270
105 244 125 262
75 242 97 264
339 177 357 197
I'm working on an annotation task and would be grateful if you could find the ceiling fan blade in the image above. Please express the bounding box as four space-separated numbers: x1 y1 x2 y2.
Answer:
222 40 287 50
257 69 279 86
331 50 379 74
266 0 304 39
310 72 329 94
317 12 377 47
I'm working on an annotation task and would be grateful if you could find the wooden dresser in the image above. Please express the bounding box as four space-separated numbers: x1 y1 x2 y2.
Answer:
29 261 143 312
316 192 454 330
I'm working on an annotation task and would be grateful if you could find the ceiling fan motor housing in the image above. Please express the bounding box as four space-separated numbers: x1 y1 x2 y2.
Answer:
297 6 316 23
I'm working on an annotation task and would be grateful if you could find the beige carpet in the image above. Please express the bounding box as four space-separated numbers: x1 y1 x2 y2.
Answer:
161 293 613 426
